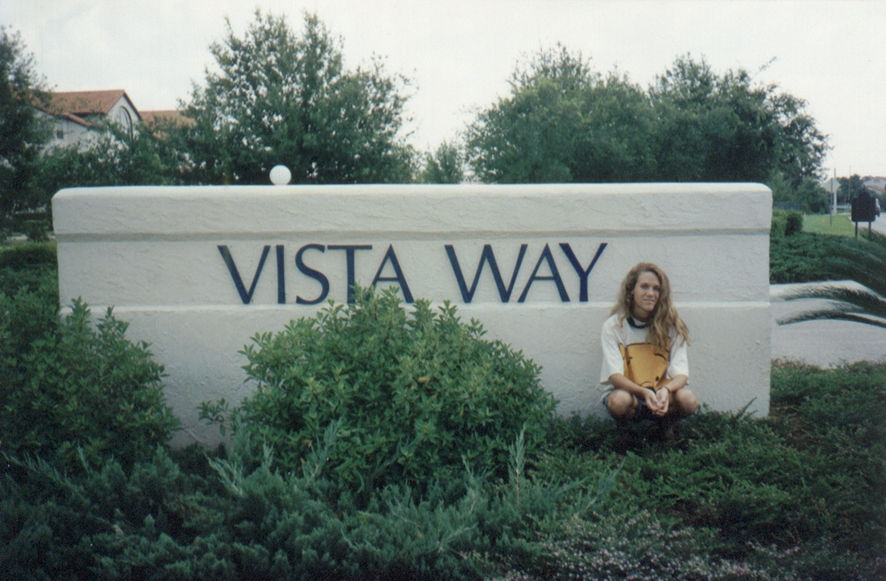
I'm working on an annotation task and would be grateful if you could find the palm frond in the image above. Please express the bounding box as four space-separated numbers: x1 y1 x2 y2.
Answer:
779 284 886 329
823 256 886 297
778 230 886 329
779 308 886 329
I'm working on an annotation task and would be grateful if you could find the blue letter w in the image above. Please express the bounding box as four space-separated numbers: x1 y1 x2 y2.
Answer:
445 244 527 303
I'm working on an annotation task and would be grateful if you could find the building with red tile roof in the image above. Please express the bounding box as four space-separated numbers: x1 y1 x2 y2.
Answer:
38 89 141 149
39 90 193 149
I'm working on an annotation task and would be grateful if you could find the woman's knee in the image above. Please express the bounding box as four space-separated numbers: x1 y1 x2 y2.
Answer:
606 389 637 420
674 388 699 415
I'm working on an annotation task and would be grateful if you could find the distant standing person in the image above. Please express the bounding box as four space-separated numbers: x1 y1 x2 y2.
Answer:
599 262 698 446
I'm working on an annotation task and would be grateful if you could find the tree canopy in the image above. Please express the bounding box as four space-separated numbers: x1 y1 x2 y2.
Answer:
466 48 828 187
466 46 655 183
169 11 415 185
649 56 826 184
419 141 464 183
838 174 873 204
0 27 51 219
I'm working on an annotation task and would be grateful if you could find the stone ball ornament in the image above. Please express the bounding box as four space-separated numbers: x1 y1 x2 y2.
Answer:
269 165 292 186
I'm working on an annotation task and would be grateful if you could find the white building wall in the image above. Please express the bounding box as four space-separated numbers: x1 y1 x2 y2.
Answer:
53 183 772 446
52 119 94 149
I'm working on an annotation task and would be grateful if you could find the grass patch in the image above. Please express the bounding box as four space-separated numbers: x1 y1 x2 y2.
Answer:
803 213 855 236
804 212 881 239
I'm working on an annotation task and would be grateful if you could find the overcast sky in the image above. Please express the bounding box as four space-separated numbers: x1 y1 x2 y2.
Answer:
2 0 884 177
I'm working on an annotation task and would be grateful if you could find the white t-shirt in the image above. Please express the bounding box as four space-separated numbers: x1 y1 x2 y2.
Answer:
598 313 689 394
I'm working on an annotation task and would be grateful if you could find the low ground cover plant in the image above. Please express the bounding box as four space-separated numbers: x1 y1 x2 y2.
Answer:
1 240 884 579
488 361 885 580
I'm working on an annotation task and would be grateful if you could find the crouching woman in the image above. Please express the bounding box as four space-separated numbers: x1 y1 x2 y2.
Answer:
599 262 699 442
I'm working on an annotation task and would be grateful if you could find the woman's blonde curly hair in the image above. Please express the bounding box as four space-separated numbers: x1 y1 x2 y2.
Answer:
611 262 690 352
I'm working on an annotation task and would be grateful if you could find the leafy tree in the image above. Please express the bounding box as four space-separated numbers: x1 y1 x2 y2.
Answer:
0 27 51 221
466 50 827 188
837 174 871 205
466 45 655 183
769 172 829 213
419 141 464 183
649 56 827 185
171 11 414 184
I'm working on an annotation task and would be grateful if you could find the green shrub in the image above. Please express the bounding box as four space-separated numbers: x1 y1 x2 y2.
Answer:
771 209 802 238
601 410 818 547
0 447 218 581
0 240 56 269
225 286 557 500
23 219 50 241
769 231 854 283
0 300 178 469
784 210 803 236
769 210 788 238
0 241 57 300
0 267 58 366
2 347 883 579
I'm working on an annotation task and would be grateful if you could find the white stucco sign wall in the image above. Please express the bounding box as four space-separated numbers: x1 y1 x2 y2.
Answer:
53 183 772 446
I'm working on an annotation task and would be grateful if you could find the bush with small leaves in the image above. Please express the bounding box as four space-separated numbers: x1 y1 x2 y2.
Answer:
0 300 178 469
227 285 557 499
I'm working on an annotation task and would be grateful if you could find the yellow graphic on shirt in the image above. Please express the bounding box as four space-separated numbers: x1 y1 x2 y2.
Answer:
619 343 669 390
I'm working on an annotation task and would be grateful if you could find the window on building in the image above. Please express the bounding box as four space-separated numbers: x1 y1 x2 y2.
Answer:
116 108 133 137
